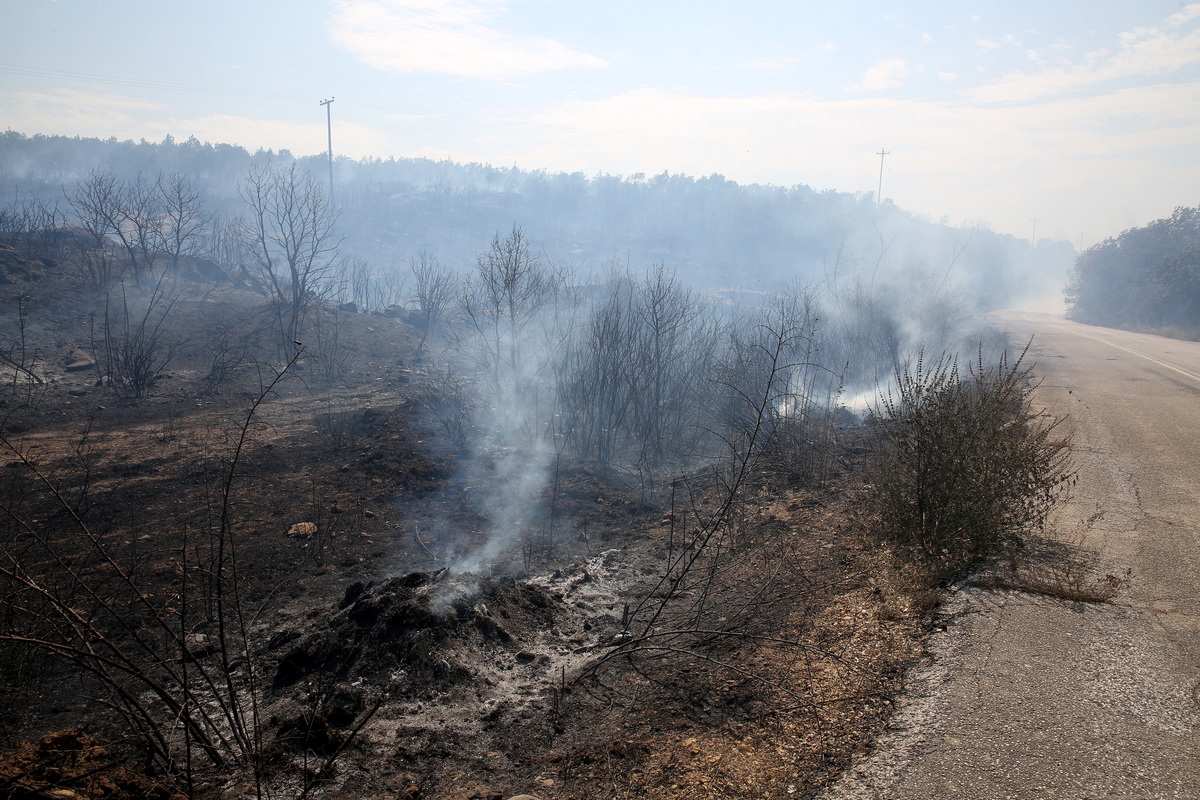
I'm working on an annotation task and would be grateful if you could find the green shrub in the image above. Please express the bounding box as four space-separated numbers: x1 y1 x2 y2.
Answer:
866 343 1072 578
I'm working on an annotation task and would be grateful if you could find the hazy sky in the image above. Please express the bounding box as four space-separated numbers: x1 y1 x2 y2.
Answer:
3 1 1198 245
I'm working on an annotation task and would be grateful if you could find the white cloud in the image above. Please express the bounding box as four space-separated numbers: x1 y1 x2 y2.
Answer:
18 88 164 114
13 89 165 137
1169 4 1200 27
851 58 909 92
487 76 1200 240
328 0 607 80
978 33 1023 51
967 10 1200 103
750 55 800 71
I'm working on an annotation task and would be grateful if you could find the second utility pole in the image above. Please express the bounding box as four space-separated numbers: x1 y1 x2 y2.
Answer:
876 148 890 206
320 97 335 206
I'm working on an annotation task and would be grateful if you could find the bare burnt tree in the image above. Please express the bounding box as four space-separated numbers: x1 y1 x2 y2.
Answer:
0 197 67 261
556 272 639 463
581 311 857 708
458 225 554 431
99 275 181 400
66 169 124 288
409 250 456 358
110 172 164 287
67 169 120 245
342 255 372 312
630 263 707 464
371 262 407 314
67 170 171 288
310 305 356 385
0 294 44 407
746 288 843 484
201 214 251 275
550 264 720 470
156 172 210 277
239 162 342 351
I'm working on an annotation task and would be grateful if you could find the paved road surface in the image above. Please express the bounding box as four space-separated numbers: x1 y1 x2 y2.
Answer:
821 313 1200 799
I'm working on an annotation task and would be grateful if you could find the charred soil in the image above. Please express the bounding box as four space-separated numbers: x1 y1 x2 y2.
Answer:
0 248 934 800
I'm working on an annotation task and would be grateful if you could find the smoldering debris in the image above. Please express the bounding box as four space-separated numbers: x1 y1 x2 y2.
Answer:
271 570 565 692
266 550 636 712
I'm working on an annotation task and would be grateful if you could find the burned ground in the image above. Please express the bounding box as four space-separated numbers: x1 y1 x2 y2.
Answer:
0 247 934 800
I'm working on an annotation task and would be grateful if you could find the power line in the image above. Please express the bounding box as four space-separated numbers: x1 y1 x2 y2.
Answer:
876 148 890 206
320 98 334 205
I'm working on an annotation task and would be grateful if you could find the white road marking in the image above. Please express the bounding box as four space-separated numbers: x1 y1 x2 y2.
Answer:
1060 327 1200 385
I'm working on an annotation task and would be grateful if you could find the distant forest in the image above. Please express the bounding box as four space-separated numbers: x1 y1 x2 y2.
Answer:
0 131 1070 309
1066 206 1200 339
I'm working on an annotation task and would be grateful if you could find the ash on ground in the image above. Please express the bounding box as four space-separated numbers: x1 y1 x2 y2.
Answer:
262 553 637 774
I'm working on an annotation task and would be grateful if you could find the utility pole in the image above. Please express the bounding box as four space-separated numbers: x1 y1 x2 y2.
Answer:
319 97 335 206
876 148 890 206
1031 218 1038 247
1079 232 1086 251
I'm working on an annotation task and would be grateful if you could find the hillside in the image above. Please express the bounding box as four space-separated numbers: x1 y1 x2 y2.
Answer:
0 131 1073 310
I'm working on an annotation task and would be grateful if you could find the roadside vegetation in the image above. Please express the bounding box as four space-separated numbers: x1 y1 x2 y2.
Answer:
865 344 1073 580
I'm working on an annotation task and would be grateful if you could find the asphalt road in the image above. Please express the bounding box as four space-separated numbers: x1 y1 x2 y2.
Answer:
821 313 1200 800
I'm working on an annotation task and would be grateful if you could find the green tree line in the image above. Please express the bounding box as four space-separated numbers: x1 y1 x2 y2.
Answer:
1066 206 1200 336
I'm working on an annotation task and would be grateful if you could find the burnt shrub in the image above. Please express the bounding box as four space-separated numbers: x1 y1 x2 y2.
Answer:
866 342 1072 578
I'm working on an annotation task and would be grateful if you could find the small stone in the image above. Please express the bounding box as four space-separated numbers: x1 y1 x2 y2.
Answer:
184 633 217 660
63 348 95 371
287 522 318 538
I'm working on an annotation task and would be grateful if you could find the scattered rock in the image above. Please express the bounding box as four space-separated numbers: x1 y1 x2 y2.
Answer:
184 633 217 661
287 522 317 538
63 349 94 371
179 256 227 283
